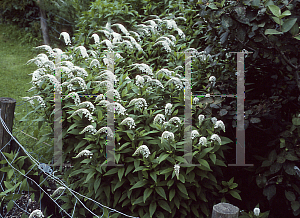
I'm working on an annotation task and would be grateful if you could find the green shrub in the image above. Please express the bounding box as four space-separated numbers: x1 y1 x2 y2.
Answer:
20 12 244 217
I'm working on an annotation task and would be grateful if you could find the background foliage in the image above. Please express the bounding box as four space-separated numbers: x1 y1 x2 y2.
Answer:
0 0 300 217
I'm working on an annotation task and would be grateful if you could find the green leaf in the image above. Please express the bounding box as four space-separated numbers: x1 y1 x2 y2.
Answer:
157 153 169 164
155 187 167 200
7 169 14 180
229 190 242 200
209 153 216 164
85 172 95 183
263 185 276 201
158 200 172 213
150 172 157 183
285 190 296 201
272 16 282 25
262 160 272 167
198 147 214 159
292 117 300 126
280 10 291 18
268 149 277 162
6 200 14 212
159 168 173 175
125 164 134 176
207 2 218 9
144 188 153 203
282 18 297 33
198 159 211 170
177 183 188 196
290 22 299 36
291 201 300 211
149 201 157 217
169 189 175 201
133 196 143 205
294 36 300 40
268 5 281 17
103 168 119 176
251 0 260 7
94 178 101 193
265 29 283 35
114 179 125 192
129 180 148 191
118 167 125 181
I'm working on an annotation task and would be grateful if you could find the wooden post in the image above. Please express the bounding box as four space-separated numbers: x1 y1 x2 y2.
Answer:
212 203 239 218
0 97 16 180
0 98 35 178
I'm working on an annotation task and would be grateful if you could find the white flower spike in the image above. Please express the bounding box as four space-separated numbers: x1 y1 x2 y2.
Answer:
165 103 173 116
79 125 97 134
253 208 260 216
214 120 225 132
74 149 93 159
198 137 207 146
51 186 66 197
161 131 175 143
91 33 100 44
210 134 221 145
60 32 71 45
120 117 136 129
198 114 205 125
133 145 151 158
153 114 166 125
174 164 180 178
191 130 200 140
29 209 44 218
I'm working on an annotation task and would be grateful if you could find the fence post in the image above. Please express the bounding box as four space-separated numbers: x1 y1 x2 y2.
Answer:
212 202 239 218
0 97 17 180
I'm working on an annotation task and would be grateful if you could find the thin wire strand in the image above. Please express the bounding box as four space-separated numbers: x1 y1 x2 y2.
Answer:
0 109 139 218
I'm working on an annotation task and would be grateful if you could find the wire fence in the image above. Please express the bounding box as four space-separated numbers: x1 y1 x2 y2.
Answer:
0 102 140 218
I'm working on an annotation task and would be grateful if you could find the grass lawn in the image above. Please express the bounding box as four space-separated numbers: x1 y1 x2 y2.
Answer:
0 22 54 163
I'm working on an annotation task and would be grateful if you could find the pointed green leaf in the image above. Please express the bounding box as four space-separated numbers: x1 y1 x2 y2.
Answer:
129 180 148 191
150 171 157 183
177 183 188 196
7 169 14 180
149 201 157 217
169 189 175 201
209 153 216 164
85 172 95 183
158 200 172 213
118 167 125 181
144 188 153 203
94 178 101 193
103 168 119 176
155 187 167 200
228 190 242 200
133 196 143 205
198 159 211 170
124 164 134 176
157 153 169 164
6 200 14 212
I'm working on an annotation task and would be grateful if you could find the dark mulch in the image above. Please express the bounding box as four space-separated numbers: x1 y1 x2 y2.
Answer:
2 179 58 218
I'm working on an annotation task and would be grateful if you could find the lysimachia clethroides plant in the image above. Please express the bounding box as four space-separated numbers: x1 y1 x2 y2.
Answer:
24 13 237 218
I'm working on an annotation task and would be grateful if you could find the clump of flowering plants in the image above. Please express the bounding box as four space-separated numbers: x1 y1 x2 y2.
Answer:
23 14 241 218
